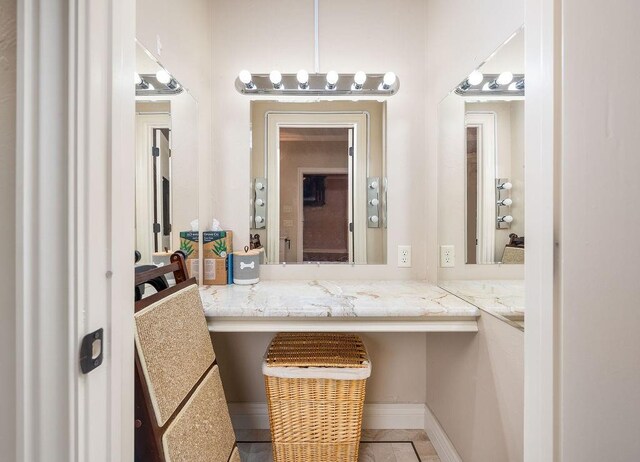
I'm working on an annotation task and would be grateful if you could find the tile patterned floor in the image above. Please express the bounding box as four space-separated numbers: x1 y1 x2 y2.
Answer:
235 429 441 462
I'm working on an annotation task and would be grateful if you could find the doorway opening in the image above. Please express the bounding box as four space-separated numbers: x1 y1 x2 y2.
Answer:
278 127 353 263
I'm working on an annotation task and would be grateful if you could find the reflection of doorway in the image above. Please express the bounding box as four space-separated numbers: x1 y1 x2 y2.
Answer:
466 126 478 264
297 169 349 262
135 111 170 264
267 113 368 264
152 128 172 254
276 125 356 264
465 112 497 264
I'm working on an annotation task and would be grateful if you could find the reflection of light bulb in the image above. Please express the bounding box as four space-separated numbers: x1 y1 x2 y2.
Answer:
255 216 264 224
255 182 265 191
239 70 252 84
497 71 514 85
498 181 513 190
156 69 171 84
135 73 142 85
498 198 513 206
369 181 379 189
354 71 367 85
369 215 379 223
370 198 380 206
498 215 514 223
255 199 264 206
468 70 484 86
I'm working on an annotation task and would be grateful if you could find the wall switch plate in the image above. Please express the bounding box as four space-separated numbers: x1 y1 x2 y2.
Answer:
397 245 412 267
440 245 455 268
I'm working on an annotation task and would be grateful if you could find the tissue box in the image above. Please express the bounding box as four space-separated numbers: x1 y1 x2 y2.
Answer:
179 231 199 281
203 231 233 285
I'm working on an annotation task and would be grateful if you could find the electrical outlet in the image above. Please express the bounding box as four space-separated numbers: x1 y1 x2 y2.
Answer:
440 245 455 268
397 245 412 267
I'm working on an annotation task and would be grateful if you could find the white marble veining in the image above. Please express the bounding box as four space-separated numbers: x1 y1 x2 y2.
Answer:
199 280 478 319
438 280 525 319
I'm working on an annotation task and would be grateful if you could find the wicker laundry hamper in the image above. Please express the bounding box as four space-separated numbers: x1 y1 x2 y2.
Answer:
262 332 372 462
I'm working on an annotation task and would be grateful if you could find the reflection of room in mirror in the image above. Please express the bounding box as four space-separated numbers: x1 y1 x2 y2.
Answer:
250 101 387 265
466 101 525 264
438 28 525 330
278 127 350 264
134 42 199 268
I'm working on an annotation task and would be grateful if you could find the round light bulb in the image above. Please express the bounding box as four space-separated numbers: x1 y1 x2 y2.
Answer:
255 182 265 191
296 69 309 84
156 69 171 84
500 182 513 190
369 181 379 189
255 216 264 224
468 70 484 86
370 198 380 206
269 70 282 85
326 71 339 85
239 70 252 84
255 198 264 206
502 215 514 223
135 73 142 85
496 71 514 85
500 198 513 206
383 72 397 86
354 71 367 85
369 215 379 224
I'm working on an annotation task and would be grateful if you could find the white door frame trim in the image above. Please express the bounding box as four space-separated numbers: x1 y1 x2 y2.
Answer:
16 0 135 460
524 0 560 460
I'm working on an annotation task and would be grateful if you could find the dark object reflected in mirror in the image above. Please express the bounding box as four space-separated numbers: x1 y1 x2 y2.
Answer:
303 175 327 207
302 173 349 263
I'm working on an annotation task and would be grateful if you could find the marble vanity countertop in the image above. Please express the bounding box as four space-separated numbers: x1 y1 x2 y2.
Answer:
438 280 525 319
199 280 480 332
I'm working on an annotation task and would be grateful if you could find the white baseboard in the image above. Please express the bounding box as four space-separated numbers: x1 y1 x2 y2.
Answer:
423 404 462 462
228 402 426 430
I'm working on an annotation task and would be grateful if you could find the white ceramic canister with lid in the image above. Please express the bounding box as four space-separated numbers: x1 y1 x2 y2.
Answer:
233 246 261 285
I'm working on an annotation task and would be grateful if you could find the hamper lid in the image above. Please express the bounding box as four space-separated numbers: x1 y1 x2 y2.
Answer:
262 333 371 380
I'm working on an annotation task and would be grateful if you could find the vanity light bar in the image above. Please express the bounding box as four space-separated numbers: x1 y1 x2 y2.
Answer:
454 73 525 97
235 72 400 96
136 73 184 96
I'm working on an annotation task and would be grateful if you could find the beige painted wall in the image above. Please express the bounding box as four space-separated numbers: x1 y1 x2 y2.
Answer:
0 1 16 459
212 332 427 404
426 314 524 462
213 0 425 280
558 1 640 459
136 0 214 232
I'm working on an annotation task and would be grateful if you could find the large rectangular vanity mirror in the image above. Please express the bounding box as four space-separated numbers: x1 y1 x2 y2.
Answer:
437 28 525 330
250 101 387 265
134 41 199 269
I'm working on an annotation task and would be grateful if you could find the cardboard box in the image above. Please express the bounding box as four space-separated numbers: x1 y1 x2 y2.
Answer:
179 231 200 281
203 231 233 285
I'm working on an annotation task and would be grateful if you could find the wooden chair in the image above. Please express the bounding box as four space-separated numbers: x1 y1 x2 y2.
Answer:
134 252 239 462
